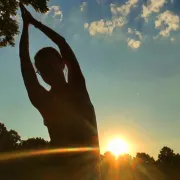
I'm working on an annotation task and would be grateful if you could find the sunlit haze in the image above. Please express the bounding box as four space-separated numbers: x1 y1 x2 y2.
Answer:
107 138 129 158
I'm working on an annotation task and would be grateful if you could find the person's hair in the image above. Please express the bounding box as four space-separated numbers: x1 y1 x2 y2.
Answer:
34 47 62 70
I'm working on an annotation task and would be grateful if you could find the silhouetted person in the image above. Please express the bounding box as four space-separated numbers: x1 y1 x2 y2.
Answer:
19 4 101 180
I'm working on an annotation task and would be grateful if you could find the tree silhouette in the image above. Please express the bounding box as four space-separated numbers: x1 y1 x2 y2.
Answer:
0 122 21 152
0 123 7 138
0 0 50 47
136 152 155 165
158 146 175 166
19 137 48 150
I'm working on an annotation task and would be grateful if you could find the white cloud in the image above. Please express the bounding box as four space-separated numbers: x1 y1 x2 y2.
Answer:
46 5 63 21
127 38 141 49
80 2 87 12
85 0 138 36
142 0 167 21
88 20 112 36
155 10 180 37
84 0 142 50
84 23 89 29
127 28 143 48
85 17 125 36
110 0 138 16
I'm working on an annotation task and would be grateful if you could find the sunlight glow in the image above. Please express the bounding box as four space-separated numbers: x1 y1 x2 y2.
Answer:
107 138 129 157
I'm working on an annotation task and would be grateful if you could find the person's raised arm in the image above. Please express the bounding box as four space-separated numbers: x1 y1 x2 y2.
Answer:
19 3 47 107
19 5 86 90
32 20 85 86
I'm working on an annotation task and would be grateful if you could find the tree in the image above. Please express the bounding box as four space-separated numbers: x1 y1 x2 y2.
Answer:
8 129 21 149
0 122 21 152
158 146 175 166
136 152 155 165
19 137 48 150
158 146 175 164
0 0 50 47
0 123 7 138
0 123 7 150
174 153 180 167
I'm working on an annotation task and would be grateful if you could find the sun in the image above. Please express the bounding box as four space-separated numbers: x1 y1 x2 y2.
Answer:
107 138 129 158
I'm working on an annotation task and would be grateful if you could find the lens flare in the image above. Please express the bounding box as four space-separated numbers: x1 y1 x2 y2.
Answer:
0 147 99 162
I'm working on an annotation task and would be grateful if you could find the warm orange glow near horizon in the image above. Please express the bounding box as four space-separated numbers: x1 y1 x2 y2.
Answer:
106 138 129 158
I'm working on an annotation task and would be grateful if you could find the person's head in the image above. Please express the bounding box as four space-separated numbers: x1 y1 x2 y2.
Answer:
34 47 65 86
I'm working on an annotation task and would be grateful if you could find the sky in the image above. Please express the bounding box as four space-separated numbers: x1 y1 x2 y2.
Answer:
1 0 180 159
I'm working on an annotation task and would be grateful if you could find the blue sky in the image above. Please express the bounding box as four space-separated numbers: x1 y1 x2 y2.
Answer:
1 0 180 158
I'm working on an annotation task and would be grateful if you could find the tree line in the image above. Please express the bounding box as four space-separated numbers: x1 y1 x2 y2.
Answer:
0 122 180 180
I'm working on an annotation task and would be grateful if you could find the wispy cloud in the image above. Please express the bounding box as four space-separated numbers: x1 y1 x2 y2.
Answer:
128 28 143 39
86 20 113 36
45 5 63 21
84 23 89 29
110 0 138 16
128 28 133 34
84 0 143 50
84 0 138 36
135 31 143 40
142 0 167 21
82 0 180 50
96 0 106 4
127 28 143 48
85 17 125 36
80 2 87 12
170 37 175 42
155 10 180 37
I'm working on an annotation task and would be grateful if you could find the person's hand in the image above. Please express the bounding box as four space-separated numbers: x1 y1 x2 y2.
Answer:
19 3 36 25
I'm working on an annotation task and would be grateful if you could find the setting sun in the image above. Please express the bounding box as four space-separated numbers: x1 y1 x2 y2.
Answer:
107 138 129 157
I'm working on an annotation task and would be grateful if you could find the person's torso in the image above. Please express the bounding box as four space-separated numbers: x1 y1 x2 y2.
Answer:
37 84 99 147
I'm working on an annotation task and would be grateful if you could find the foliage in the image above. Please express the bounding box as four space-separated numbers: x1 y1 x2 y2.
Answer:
0 0 50 47
0 123 21 151
136 152 155 164
158 146 175 166
19 137 48 149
